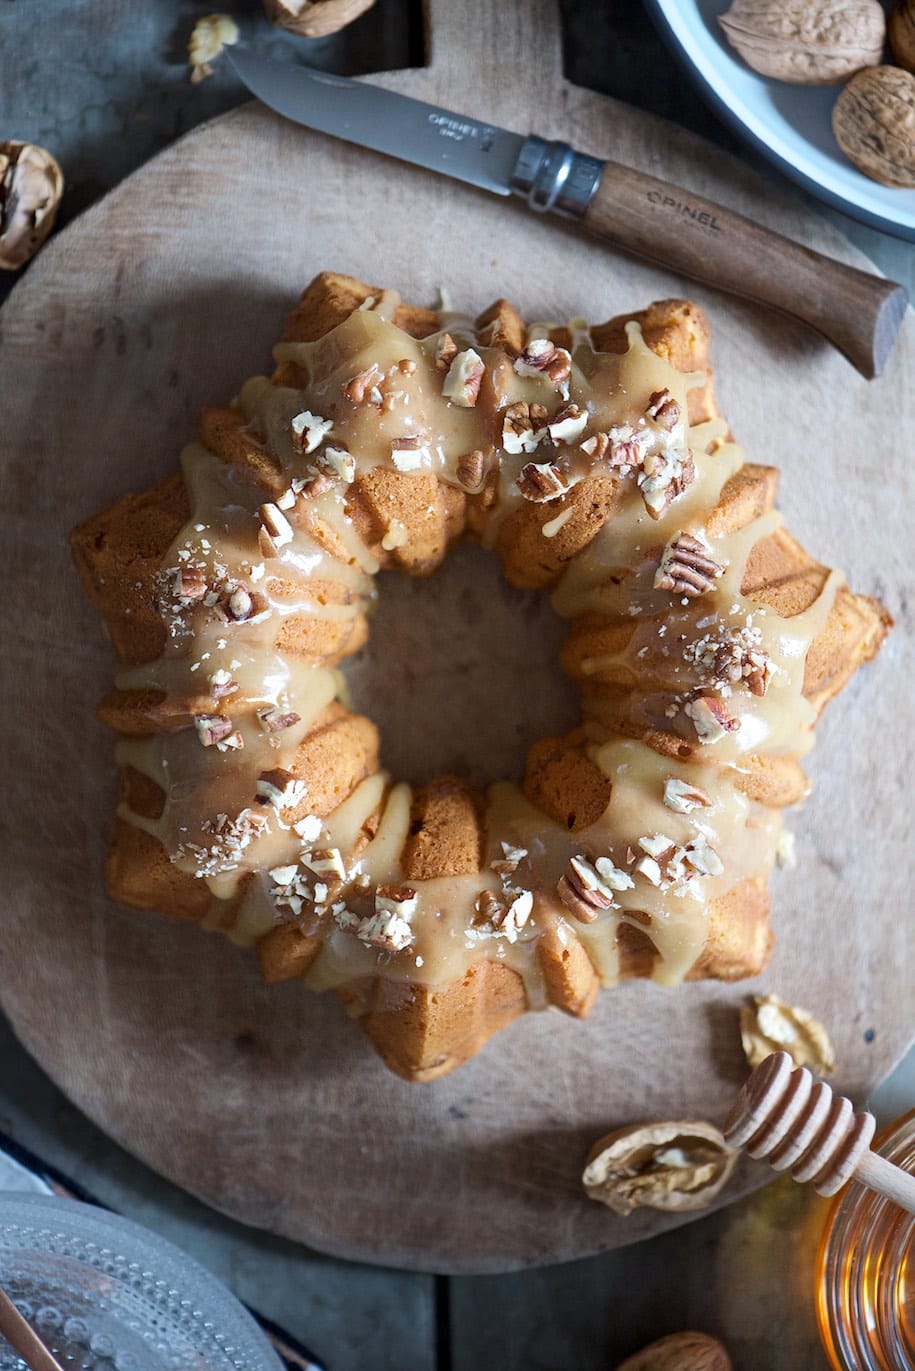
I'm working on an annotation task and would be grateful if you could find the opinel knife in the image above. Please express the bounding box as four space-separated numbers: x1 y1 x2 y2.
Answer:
227 49 907 379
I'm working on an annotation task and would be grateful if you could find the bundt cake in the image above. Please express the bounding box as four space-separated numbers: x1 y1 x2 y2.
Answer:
71 271 890 1082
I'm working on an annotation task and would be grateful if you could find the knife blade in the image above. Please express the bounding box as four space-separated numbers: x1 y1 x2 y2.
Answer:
228 50 907 379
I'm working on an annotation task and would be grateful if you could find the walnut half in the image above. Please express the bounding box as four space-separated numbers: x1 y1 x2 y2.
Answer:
0 142 63 270
583 1120 737 1215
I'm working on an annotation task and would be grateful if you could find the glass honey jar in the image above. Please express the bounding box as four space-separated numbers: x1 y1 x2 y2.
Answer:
816 1109 915 1370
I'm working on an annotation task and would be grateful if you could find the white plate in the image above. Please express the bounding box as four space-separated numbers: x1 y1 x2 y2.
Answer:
646 0 915 241
0 1195 283 1371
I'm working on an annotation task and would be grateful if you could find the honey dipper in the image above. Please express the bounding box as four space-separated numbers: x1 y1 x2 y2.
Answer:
724 1051 915 1214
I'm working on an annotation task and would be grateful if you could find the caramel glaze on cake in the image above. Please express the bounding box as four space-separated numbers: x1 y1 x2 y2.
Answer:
71 272 891 1082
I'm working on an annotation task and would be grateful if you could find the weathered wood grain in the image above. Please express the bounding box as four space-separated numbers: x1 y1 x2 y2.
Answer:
0 0 912 1274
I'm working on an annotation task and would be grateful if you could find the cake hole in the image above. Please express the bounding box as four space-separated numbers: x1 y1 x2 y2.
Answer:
341 541 580 790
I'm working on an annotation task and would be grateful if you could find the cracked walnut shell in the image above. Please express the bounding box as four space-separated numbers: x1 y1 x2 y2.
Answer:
740 993 836 1074
264 0 375 38
833 66 915 187
0 142 63 270
583 1120 738 1215
719 0 886 84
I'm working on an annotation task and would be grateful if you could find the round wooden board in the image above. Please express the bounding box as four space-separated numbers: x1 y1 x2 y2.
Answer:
1 0 912 1273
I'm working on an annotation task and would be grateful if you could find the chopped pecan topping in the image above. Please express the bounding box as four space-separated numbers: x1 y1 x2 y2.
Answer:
547 403 588 444
513 338 572 390
342 365 383 406
350 908 414 952
580 432 609 461
276 487 297 511
375 884 419 920
391 435 429 471
397 358 417 375
474 889 505 923
256 768 307 810
315 445 356 483
686 623 774 698
638 447 696 519
557 854 634 923
257 705 301 733
209 669 238 700
663 775 713 813
646 388 682 429
176 569 208 601
492 890 533 939
455 449 486 490
259 502 294 557
296 473 335 500
223 584 266 622
434 333 457 373
518 461 568 502
194 713 236 748
303 847 347 879
290 409 333 455
684 695 740 744
442 348 485 407
501 400 545 455
655 532 724 597
490 841 528 876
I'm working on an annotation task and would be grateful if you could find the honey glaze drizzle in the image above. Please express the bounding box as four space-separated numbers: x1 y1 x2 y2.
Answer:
114 300 842 997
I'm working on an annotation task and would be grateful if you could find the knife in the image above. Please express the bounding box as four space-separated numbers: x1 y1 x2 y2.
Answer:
227 49 907 380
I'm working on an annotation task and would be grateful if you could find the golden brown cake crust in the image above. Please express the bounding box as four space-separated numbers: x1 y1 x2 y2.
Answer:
71 270 890 1081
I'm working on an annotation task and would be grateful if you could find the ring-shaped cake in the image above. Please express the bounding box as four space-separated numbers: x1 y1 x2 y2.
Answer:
71 272 890 1081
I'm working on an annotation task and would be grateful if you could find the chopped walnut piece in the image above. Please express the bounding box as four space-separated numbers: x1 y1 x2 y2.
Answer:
740 994 836 1075
518 461 568 502
501 401 545 455
342 364 382 405
655 532 724 598
433 333 457 372
583 1120 738 1215
513 338 572 390
455 449 486 490
194 713 235 747
290 409 333 455
646 388 682 429
442 348 485 407
684 696 740 744
663 775 713 813
188 13 239 83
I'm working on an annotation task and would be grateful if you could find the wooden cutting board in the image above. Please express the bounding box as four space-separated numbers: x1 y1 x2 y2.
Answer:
1 0 912 1274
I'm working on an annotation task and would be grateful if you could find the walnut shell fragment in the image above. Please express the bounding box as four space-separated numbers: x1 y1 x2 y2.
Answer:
188 14 240 84
616 1331 733 1371
740 993 836 1074
0 142 63 271
718 0 886 84
833 66 915 187
263 0 375 38
583 1120 738 1216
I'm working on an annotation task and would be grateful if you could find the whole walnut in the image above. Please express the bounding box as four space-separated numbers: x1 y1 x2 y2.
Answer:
833 66 915 187
0 142 64 270
889 0 915 75
615 1331 732 1371
719 0 886 84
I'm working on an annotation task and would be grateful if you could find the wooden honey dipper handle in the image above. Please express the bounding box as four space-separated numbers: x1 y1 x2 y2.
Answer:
724 1051 915 1213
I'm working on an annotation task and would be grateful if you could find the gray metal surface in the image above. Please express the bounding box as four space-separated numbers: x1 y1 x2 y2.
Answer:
227 49 524 196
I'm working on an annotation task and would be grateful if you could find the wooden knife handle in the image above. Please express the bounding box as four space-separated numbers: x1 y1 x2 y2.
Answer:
581 159 907 379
